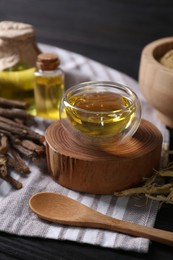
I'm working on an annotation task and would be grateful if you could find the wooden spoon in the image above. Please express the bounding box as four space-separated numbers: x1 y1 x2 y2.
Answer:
29 192 173 247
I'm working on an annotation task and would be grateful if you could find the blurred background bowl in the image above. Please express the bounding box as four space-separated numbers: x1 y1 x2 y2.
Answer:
139 36 173 128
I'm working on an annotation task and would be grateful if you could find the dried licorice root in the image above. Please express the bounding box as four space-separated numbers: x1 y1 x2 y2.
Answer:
114 165 173 205
0 98 45 190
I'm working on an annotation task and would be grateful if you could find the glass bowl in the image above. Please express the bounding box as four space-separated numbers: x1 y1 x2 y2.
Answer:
60 81 141 147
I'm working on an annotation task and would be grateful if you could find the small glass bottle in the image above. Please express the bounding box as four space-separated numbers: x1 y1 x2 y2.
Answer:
34 53 64 119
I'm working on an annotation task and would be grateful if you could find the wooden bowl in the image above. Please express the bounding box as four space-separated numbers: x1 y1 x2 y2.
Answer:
139 37 173 128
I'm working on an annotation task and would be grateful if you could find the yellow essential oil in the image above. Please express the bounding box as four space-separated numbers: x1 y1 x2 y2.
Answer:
34 53 64 120
65 92 136 137
0 63 35 114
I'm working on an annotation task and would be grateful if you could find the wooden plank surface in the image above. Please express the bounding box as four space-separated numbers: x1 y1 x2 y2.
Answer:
0 0 172 79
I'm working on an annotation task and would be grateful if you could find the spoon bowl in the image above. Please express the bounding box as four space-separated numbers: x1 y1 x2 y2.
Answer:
29 192 173 246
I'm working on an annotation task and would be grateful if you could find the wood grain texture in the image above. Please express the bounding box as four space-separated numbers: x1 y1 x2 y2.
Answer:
29 192 173 247
45 119 162 194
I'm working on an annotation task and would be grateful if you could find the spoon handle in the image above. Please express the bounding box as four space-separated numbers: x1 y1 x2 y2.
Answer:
87 213 173 247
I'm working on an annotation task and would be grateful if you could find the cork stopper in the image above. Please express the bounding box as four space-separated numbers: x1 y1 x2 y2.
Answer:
37 53 60 71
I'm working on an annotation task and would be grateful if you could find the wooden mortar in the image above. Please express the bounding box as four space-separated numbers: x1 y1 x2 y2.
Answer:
139 37 173 128
45 119 162 194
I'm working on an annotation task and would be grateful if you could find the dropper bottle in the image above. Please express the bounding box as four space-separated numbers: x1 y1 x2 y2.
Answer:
34 53 64 119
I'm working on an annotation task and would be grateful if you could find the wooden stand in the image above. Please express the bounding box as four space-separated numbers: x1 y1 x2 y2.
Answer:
45 119 162 194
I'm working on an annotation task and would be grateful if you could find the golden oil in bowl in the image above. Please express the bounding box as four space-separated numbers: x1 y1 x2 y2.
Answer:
60 81 141 146
67 92 135 136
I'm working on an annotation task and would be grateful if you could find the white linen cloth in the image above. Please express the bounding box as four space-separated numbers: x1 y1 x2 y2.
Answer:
0 43 169 253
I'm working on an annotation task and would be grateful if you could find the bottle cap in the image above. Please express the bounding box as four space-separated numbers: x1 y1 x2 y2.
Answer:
37 53 60 70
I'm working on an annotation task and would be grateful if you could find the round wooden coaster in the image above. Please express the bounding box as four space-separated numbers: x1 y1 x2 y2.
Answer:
45 119 162 194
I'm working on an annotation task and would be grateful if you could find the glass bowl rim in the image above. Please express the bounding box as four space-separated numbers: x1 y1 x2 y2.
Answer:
62 81 139 114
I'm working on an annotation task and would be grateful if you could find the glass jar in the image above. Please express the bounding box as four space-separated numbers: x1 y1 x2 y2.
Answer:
0 21 41 114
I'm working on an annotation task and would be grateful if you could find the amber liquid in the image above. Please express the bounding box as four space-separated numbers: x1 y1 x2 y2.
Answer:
34 73 64 119
66 92 136 137
0 67 35 114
